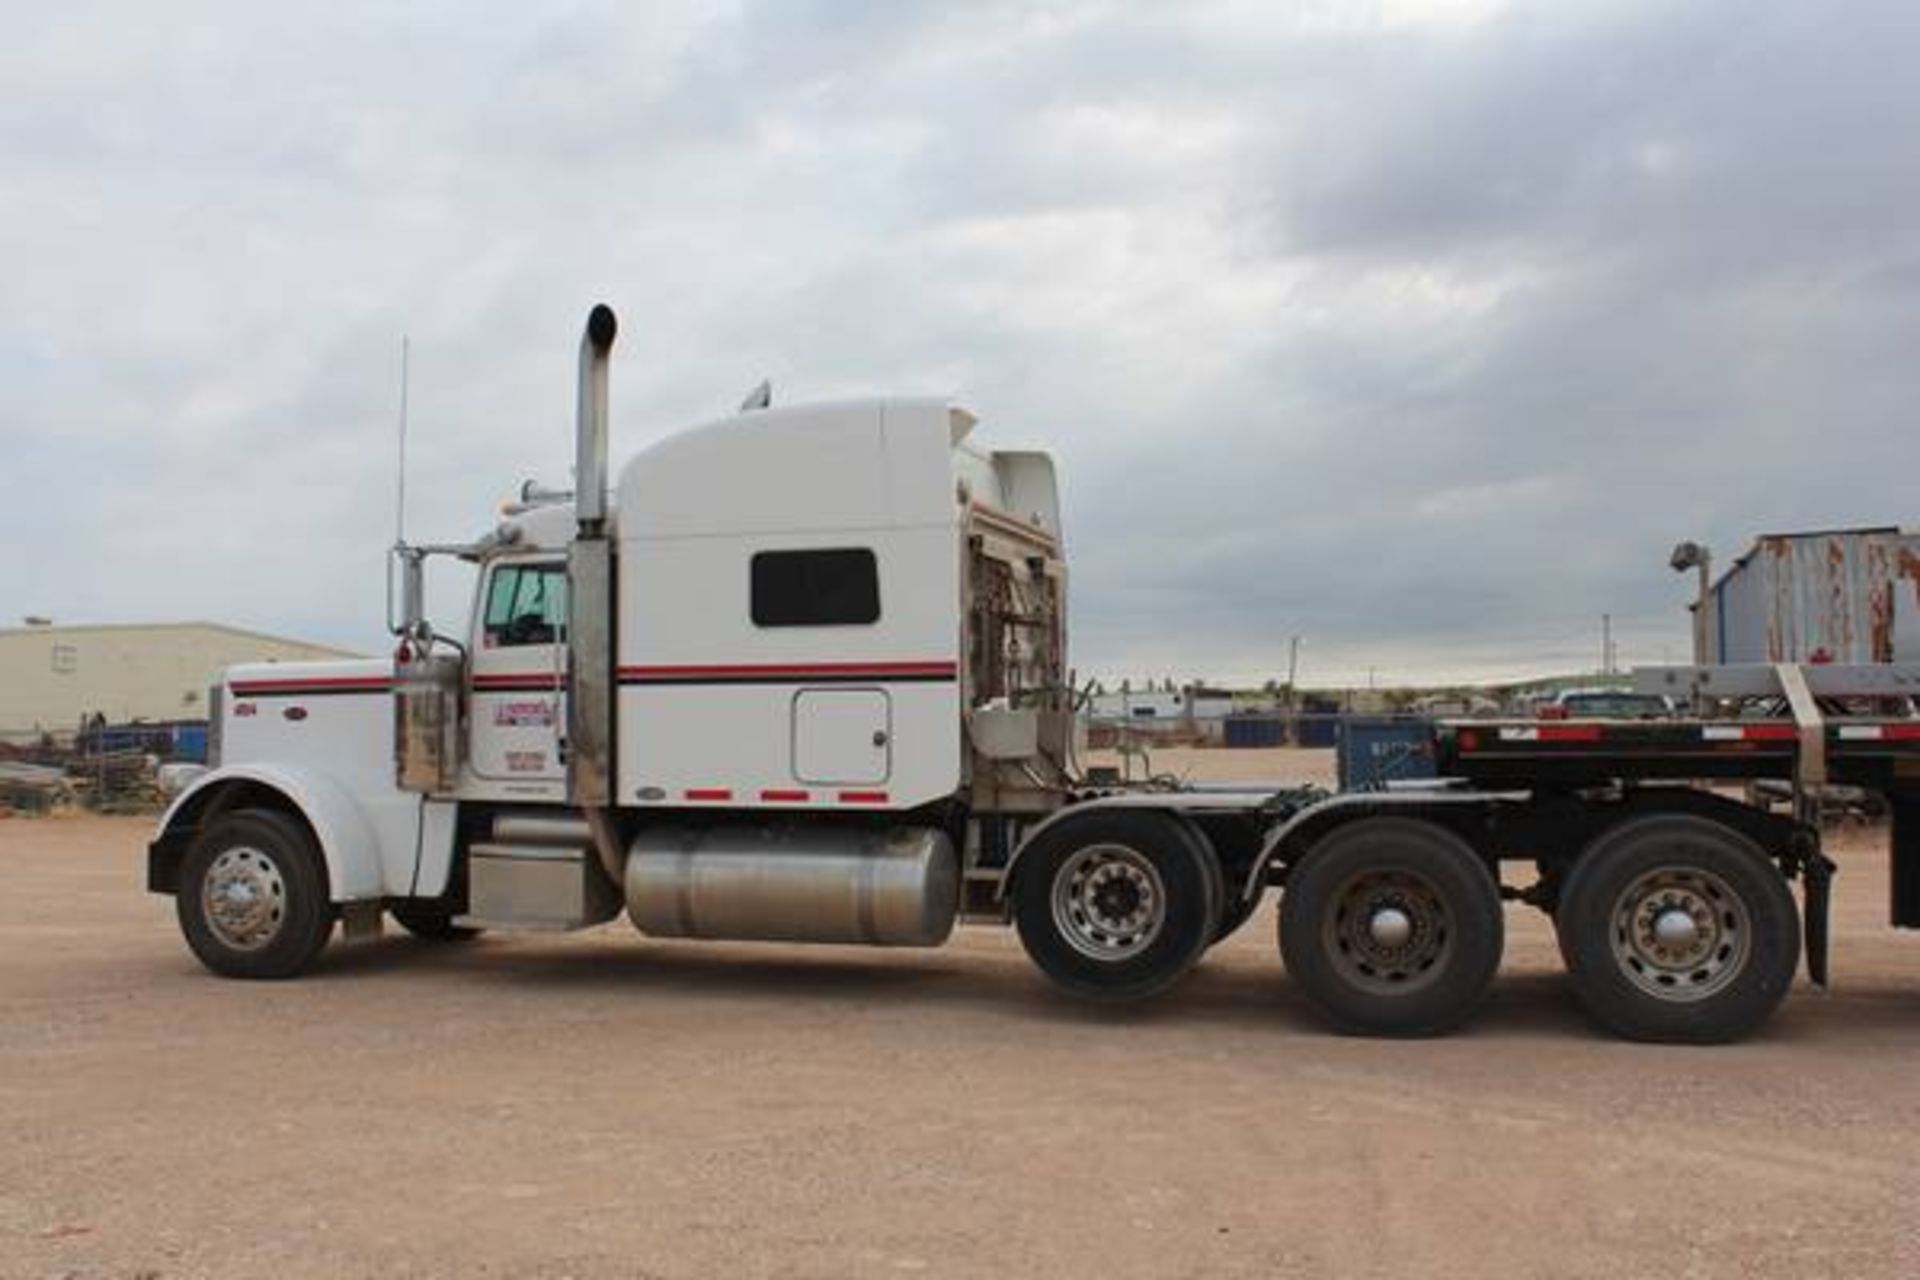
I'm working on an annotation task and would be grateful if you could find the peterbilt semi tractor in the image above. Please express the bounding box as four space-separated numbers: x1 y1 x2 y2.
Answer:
149 306 1920 1044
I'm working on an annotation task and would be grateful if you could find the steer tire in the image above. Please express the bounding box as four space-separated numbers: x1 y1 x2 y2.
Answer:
391 906 482 942
1013 811 1220 1003
1557 815 1798 1044
1279 818 1504 1037
177 808 335 980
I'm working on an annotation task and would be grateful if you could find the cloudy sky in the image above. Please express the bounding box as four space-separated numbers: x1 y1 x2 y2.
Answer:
5 0 1915 687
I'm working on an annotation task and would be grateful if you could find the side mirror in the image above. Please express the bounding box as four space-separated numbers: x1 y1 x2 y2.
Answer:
388 545 432 643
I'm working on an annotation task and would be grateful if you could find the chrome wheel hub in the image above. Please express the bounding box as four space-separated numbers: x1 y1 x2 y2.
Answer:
202 847 286 951
1368 906 1414 949
1610 867 1749 1002
1325 870 1452 994
1051 844 1166 961
1652 907 1700 950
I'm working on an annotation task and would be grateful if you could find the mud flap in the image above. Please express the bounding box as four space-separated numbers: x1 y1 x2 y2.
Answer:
1801 848 1835 987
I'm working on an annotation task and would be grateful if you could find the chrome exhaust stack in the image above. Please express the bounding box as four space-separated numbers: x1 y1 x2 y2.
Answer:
568 305 618 819
574 304 617 531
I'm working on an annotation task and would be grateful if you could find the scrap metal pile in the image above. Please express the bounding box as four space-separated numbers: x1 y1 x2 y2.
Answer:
0 743 166 815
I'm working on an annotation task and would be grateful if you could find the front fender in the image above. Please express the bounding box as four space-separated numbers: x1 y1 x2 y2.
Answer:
150 763 386 902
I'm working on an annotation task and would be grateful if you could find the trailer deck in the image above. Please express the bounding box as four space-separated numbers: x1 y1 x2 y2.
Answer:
1441 716 1920 787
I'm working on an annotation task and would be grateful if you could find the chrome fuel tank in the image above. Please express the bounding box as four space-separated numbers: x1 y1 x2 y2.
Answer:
625 825 958 947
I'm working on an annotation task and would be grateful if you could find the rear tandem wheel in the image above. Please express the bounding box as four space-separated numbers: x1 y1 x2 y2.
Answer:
1012 810 1222 1002
1278 817 1505 1037
1555 815 1799 1044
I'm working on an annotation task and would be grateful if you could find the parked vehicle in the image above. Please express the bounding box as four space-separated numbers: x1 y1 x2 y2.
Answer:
148 308 1920 1044
1537 688 1673 720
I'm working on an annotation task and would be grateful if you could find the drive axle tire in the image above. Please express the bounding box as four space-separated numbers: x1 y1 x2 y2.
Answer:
391 907 482 942
1279 818 1504 1037
1013 811 1220 1002
1557 816 1798 1044
177 808 334 980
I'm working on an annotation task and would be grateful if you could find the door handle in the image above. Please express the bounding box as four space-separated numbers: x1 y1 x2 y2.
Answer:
872 730 890 747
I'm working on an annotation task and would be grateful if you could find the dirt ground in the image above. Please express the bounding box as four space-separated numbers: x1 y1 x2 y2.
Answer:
6 748 1920 1278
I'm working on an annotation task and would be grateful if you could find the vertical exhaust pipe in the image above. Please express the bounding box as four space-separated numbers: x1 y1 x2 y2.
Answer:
568 305 618 820
575 304 618 530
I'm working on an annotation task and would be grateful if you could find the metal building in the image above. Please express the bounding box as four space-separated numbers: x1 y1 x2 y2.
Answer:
0 622 359 735
1708 528 1920 664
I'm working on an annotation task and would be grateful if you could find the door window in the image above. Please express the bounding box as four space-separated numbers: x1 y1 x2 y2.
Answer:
483 563 568 647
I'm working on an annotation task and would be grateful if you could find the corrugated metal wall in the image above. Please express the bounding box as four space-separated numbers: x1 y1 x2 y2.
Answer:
1713 529 1920 664
0 624 358 732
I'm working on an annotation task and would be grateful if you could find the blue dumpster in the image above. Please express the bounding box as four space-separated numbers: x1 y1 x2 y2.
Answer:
171 722 210 763
1223 714 1285 748
1337 717 1437 791
1296 698 1342 748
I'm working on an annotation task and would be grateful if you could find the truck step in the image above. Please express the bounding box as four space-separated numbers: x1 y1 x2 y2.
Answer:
451 915 600 934
465 840 621 931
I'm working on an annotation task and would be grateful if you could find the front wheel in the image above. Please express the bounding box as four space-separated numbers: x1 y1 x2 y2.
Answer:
1557 816 1799 1043
1012 811 1220 1002
1279 818 1504 1037
177 808 334 979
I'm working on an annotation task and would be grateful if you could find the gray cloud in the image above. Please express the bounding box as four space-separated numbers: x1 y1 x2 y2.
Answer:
3 0 1914 687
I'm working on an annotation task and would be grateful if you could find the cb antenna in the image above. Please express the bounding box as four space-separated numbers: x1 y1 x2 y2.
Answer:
394 335 410 547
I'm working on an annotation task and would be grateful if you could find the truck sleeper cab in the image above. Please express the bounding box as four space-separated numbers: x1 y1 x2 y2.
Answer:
150 307 1920 1045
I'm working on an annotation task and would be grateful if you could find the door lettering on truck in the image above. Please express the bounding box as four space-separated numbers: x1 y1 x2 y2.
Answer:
493 701 556 728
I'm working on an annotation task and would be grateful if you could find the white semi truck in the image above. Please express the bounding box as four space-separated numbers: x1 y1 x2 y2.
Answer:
149 306 1920 1044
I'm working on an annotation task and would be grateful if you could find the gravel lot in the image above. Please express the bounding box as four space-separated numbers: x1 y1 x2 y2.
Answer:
6 749 1920 1278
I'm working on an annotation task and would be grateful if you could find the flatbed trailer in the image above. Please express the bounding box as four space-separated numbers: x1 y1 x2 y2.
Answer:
1209 661 1919 1043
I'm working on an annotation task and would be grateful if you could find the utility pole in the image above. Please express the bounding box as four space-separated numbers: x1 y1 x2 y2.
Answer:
1602 613 1613 676
1285 635 1300 745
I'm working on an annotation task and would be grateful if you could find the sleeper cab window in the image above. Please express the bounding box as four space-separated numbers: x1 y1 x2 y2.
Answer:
751 548 880 627
483 562 569 647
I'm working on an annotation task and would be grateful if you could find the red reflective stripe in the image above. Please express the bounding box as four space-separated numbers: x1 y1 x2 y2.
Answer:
1538 725 1604 743
838 790 889 805
759 789 810 802
619 661 956 679
1741 724 1799 741
683 788 732 802
1885 724 1920 741
229 676 391 694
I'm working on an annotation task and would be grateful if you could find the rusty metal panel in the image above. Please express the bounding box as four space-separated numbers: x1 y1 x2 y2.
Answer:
1713 549 1769 663
1713 528 1918 664
1899 535 1920 663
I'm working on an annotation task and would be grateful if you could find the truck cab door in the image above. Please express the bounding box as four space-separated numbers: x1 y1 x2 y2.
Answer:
469 558 568 787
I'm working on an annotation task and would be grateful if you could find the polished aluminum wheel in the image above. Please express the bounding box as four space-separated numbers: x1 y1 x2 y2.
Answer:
201 846 287 952
1609 866 1750 1002
1323 869 1453 994
1050 844 1167 961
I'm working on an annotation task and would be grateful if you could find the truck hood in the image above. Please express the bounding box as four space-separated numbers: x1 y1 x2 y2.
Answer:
223 657 393 695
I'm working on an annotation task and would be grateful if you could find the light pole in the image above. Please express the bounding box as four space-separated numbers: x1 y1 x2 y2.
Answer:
1669 541 1713 666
